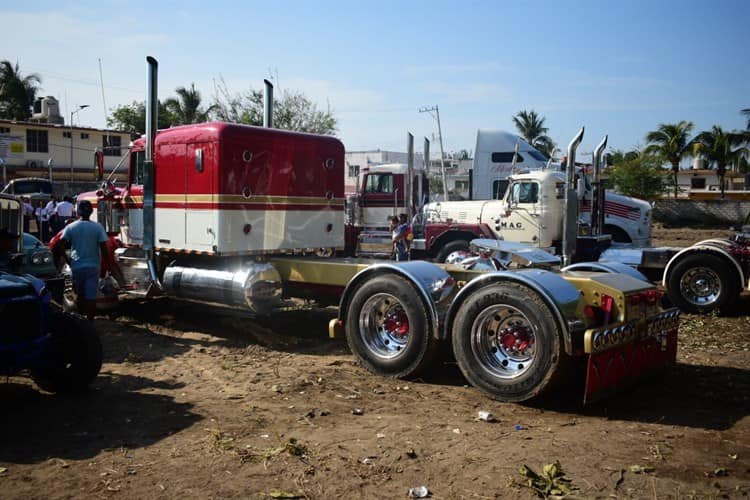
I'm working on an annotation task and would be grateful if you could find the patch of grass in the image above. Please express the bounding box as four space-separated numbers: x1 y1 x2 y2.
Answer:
519 461 576 498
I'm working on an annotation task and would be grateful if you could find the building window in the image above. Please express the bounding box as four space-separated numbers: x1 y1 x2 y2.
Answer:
348 164 360 177
454 180 469 191
80 132 90 140
26 129 49 153
691 177 706 189
63 131 71 139
0 127 10 134
103 135 122 156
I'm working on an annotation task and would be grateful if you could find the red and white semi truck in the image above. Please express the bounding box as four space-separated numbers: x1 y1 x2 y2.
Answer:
75 57 682 403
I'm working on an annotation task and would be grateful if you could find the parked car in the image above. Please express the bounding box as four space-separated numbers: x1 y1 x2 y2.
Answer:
1 177 53 202
22 232 56 278
1 193 102 392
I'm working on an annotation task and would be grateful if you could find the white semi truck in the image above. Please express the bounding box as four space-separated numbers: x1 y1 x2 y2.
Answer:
445 132 750 314
435 129 651 245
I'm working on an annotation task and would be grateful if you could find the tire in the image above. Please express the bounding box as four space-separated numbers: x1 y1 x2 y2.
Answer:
345 274 437 378
666 253 739 314
604 225 631 243
31 312 103 393
435 239 470 263
451 282 567 402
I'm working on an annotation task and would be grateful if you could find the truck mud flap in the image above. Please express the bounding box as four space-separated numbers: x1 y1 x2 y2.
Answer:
584 326 678 404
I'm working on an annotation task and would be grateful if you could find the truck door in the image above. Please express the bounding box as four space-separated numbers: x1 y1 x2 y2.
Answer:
359 172 401 227
185 142 215 251
496 180 541 245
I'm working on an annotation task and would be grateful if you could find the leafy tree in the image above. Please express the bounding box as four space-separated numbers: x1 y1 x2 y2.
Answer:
0 60 42 120
693 126 748 198
212 78 337 135
643 121 695 198
511 109 555 157
607 152 670 201
606 148 640 166
107 100 174 138
164 83 217 125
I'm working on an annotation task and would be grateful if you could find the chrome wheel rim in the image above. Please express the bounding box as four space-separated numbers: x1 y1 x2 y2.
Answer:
471 304 536 379
358 293 410 360
62 264 77 306
680 267 721 306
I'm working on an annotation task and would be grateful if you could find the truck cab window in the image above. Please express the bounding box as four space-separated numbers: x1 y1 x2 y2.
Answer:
364 174 393 194
130 150 146 185
491 152 525 163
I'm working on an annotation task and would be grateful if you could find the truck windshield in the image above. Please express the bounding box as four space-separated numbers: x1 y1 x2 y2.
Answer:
364 174 393 194
3 180 53 195
493 179 509 199
510 182 539 204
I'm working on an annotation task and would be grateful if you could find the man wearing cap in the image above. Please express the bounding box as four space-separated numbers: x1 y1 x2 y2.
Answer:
61 200 115 320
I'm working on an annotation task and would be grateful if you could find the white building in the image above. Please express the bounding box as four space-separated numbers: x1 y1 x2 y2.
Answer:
0 118 131 183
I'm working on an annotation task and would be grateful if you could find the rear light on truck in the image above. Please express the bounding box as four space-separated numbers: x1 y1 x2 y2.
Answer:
601 294 614 324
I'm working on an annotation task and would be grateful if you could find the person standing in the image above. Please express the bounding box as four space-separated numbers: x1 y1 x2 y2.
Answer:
391 215 408 262
34 201 48 241
56 196 75 229
45 197 60 235
22 197 34 233
61 200 114 321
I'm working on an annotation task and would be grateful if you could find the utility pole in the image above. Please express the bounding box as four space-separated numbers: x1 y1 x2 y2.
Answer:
419 105 449 200
69 104 90 182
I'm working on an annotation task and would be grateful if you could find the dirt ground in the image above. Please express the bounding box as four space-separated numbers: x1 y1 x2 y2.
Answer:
2 227 749 499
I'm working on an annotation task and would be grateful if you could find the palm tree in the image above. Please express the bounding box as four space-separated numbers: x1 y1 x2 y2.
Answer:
164 83 217 125
0 60 42 120
693 126 748 199
512 110 555 158
644 121 695 198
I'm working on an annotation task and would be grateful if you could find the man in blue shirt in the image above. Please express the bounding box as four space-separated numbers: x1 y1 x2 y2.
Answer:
61 200 112 320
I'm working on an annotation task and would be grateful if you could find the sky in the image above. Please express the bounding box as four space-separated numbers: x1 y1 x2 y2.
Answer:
4 0 749 159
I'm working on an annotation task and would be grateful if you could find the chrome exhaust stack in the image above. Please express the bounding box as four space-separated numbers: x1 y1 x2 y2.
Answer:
263 79 273 128
407 132 414 220
591 135 608 237
144 56 163 291
562 127 585 267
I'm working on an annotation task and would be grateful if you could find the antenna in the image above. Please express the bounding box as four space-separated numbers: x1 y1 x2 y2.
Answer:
99 58 111 156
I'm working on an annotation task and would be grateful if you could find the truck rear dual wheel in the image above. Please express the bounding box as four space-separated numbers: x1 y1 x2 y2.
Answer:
345 275 437 378
31 312 103 393
451 283 567 402
666 253 739 314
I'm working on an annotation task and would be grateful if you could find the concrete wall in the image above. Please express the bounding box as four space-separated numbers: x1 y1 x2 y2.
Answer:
653 199 750 227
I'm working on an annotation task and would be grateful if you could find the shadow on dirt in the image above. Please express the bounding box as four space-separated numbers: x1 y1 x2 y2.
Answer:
0 373 201 464
101 297 348 364
420 359 749 431
580 362 750 430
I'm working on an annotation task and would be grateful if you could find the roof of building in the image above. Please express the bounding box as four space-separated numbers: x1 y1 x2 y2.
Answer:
0 118 129 135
